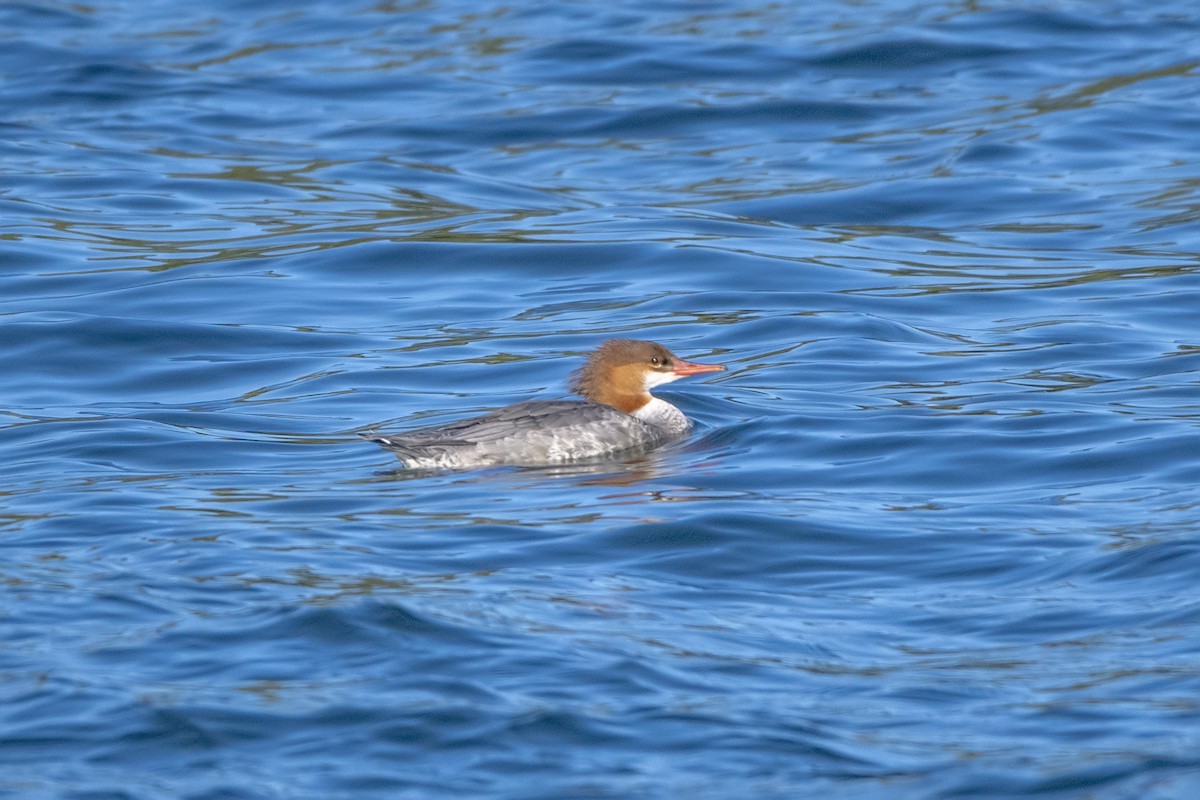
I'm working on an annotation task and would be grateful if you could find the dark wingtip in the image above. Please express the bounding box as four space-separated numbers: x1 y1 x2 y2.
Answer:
361 431 401 450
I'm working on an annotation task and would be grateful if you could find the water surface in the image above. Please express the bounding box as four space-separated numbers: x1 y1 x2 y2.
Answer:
3 1 1200 798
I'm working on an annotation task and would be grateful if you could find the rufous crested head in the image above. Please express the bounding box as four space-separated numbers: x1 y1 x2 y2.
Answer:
569 339 725 414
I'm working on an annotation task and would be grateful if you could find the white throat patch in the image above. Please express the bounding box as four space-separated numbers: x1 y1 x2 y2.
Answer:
643 370 682 389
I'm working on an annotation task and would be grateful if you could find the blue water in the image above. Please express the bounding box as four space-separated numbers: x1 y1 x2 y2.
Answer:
3 0 1200 797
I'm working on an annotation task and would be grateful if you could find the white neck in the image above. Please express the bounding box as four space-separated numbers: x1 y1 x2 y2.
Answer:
633 396 690 434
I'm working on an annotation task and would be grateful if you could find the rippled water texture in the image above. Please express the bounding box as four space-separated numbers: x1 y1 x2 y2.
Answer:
3 1 1200 798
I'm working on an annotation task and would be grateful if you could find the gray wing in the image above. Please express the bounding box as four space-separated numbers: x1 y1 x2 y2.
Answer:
374 401 600 445
365 400 667 466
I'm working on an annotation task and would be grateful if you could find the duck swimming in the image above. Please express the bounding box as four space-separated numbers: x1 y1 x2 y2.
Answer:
365 339 725 468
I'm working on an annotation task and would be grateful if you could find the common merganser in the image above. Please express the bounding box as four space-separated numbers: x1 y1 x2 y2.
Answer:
366 339 725 468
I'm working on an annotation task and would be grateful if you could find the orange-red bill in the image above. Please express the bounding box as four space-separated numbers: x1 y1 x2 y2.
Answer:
672 358 726 376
